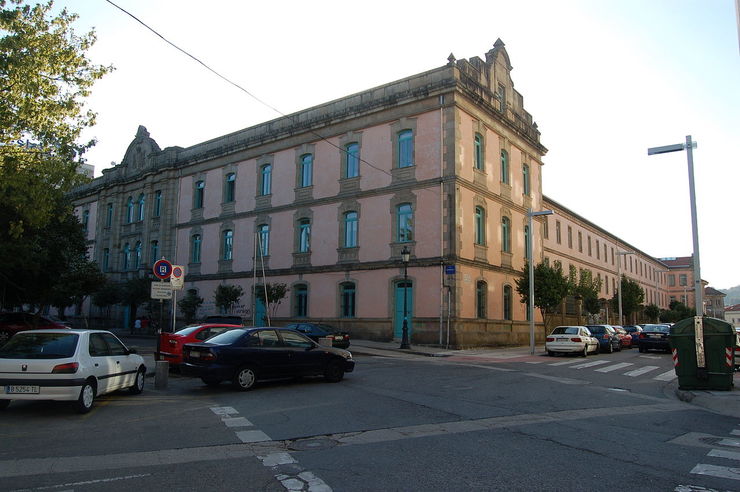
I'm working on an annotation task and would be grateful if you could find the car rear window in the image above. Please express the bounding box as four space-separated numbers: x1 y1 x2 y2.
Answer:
552 327 580 334
174 326 203 336
0 332 79 359
204 329 246 345
643 325 669 333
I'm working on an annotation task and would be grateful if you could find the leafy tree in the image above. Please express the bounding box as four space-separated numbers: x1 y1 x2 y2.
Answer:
660 301 696 323
50 257 105 319
120 277 151 332
569 268 602 316
214 284 243 314
610 275 645 323
0 0 111 239
178 290 203 324
644 303 660 323
254 283 289 319
92 279 122 318
515 262 569 330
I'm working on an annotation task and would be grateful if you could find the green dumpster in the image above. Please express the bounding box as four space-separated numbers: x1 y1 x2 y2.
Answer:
669 316 735 391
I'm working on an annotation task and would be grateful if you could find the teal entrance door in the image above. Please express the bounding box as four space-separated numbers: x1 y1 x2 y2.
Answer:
254 297 266 325
394 281 413 339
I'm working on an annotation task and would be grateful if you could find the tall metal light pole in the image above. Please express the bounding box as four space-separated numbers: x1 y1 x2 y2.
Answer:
616 251 634 325
399 246 411 349
648 136 702 313
527 209 554 355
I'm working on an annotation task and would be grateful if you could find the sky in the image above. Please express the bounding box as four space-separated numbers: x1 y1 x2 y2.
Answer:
56 0 740 290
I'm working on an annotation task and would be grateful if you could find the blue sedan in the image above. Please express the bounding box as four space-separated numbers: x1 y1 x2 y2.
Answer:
585 325 621 353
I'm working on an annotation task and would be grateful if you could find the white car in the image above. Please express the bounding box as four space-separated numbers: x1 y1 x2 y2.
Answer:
0 329 146 413
545 326 599 357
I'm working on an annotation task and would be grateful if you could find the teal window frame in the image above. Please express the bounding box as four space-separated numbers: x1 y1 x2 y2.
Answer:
260 164 272 195
474 133 484 171
153 191 162 217
222 229 233 260
258 224 269 256
224 173 236 203
502 216 511 253
294 284 308 317
503 285 513 320
397 203 413 242
500 150 509 184
191 234 201 263
298 219 311 253
474 206 485 245
345 143 359 178
398 130 414 168
300 154 313 188
340 282 356 318
344 211 358 248
194 181 205 209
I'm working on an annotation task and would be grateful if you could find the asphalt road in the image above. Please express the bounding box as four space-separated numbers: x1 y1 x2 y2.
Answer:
1 342 739 492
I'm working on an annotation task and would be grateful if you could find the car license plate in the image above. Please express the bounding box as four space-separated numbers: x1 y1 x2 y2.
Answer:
6 385 39 394
189 351 200 358
650 334 662 339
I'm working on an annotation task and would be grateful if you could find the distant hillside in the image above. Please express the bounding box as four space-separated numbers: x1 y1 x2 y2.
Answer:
720 285 740 306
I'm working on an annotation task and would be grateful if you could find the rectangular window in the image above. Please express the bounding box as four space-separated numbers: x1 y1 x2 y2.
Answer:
476 281 487 318
596 240 600 260
578 232 583 253
222 230 233 260
344 212 358 248
398 130 414 168
522 164 530 196
345 143 359 178
224 173 236 203
260 164 272 195
191 234 202 263
474 207 485 245
298 219 311 253
295 285 308 317
150 240 159 264
106 203 113 227
567 226 573 249
556 221 561 244
258 225 269 256
341 283 356 318
102 248 109 272
397 204 413 242
194 181 205 209
679 274 687 286
500 150 509 184
474 134 484 171
153 191 162 217
300 154 313 187
587 236 592 256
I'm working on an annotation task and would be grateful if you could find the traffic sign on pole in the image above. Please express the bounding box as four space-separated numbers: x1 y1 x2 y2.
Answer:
170 265 185 290
153 259 173 280
150 281 173 300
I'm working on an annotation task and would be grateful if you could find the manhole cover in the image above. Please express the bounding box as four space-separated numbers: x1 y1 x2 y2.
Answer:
288 437 337 451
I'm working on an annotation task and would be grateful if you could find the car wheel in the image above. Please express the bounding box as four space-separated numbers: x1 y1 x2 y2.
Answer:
201 377 221 387
0 330 10 345
232 366 257 391
581 345 588 357
128 367 145 395
324 361 345 382
0 400 10 410
547 350 555 356
75 380 96 414
607 342 614 354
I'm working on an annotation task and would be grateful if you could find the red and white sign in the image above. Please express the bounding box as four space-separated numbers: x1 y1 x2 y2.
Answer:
153 259 173 280
170 265 185 290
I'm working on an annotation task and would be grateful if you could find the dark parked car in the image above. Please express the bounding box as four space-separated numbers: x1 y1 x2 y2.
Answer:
180 327 355 390
585 325 621 353
284 323 350 349
637 324 671 353
0 312 70 346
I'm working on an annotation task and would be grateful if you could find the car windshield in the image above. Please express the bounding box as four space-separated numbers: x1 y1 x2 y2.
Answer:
551 327 580 335
0 332 79 359
174 325 203 336
204 329 246 345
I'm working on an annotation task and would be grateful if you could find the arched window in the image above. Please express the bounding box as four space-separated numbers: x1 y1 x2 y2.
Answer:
126 197 134 223
474 133 484 171
476 281 487 318
194 181 205 209
522 164 531 196
500 150 509 184
398 130 414 168
260 164 272 195
298 219 311 252
137 194 145 221
294 284 308 317
397 203 413 242
503 285 513 320
474 206 485 245
224 173 236 203
257 224 269 256
344 211 358 248
502 216 511 253
345 142 359 178
340 282 356 318
191 234 202 263
222 229 233 260
300 154 313 188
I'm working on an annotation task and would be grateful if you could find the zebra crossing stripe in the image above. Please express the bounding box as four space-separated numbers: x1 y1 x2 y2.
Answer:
653 369 677 381
708 448 740 460
548 359 582 366
623 365 660 377
595 362 633 373
570 360 611 369
690 463 740 481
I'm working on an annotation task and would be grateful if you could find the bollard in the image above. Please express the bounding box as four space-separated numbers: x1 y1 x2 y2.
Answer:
155 360 169 390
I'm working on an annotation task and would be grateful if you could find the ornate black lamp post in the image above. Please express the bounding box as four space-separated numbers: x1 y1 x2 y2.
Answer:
400 246 411 349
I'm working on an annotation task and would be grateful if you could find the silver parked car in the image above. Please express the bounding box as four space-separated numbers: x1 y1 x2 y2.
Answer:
546 326 599 357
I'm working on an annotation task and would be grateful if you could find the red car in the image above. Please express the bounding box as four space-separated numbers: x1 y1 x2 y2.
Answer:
613 326 633 348
0 312 69 346
158 324 241 365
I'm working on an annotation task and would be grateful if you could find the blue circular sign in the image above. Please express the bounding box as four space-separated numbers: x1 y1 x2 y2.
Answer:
153 259 173 279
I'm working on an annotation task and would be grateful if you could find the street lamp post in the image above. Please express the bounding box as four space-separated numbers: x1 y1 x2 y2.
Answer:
648 136 702 313
527 209 554 355
616 251 634 325
399 246 411 350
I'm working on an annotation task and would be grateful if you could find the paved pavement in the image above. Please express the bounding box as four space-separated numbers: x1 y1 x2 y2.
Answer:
117 330 740 420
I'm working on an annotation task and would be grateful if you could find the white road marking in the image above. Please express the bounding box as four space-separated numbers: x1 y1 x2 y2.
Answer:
690 463 740 480
731 430 740 437
210 406 238 415
235 430 272 443
547 359 582 366
222 416 253 427
653 369 677 381
624 366 660 377
525 361 543 364
595 362 634 373
570 360 611 369
718 438 740 448
708 448 740 461
8 474 150 491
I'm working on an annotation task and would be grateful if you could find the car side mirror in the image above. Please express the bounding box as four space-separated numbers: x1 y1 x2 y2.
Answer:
127 348 138 355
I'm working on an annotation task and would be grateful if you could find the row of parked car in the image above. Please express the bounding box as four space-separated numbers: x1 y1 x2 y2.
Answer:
0 321 355 414
545 323 672 357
